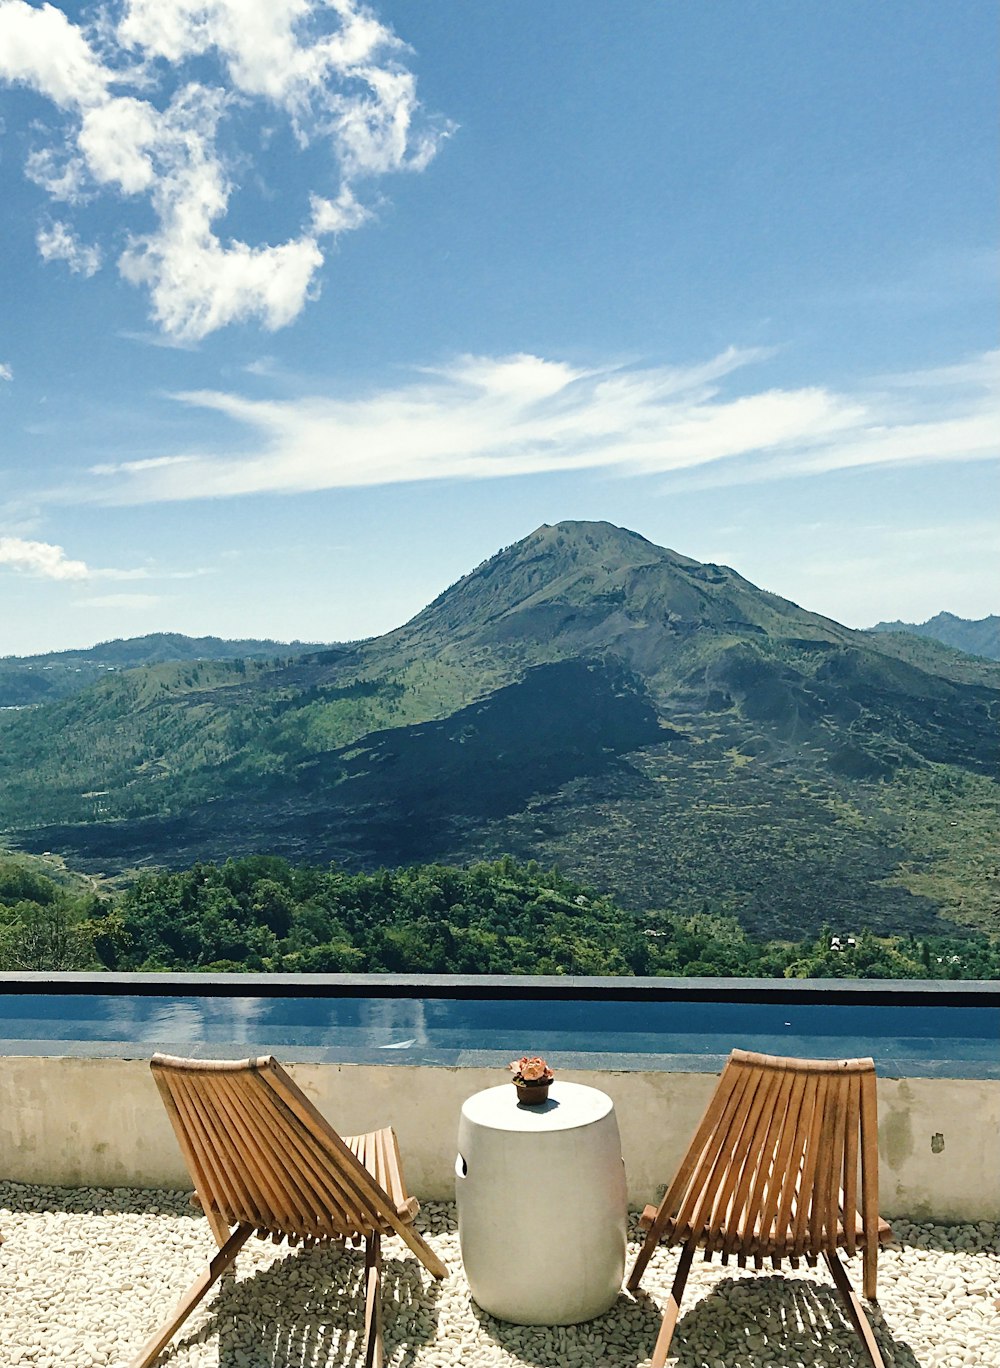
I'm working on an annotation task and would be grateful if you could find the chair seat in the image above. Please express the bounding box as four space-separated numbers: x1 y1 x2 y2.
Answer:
648 1206 893 1260
343 1127 421 1235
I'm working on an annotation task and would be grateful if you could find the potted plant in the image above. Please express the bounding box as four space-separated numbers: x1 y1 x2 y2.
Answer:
508 1055 554 1105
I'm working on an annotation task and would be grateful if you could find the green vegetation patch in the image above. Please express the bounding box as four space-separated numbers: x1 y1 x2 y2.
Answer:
3 852 995 980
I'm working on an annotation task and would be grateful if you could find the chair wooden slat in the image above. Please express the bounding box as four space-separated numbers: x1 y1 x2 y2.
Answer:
842 1071 861 1257
741 1065 794 1253
675 1061 755 1243
793 1070 828 1257
825 1069 849 1256
192 1073 276 1231
813 1069 840 1255
627 1049 893 1368
721 1062 781 1258
860 1067 881 1299
257 1061 436 1253
150 1065 231 1247
213 1070 311 1233
657 1059 744 1239
133 1054 447 1368
764 1066 809 1255
710 1063 769 1248
776 1070 815 1256
231 1068 357 1236
258 1081 384 1238
170 1071 249 1235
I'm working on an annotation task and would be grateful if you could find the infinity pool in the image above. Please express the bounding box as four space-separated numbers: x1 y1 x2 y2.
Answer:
1 991 997 1078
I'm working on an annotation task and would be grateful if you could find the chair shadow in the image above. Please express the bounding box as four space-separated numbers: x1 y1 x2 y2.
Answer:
161 1240 442 1368
651 1273 923 1368
466 1248 926 1368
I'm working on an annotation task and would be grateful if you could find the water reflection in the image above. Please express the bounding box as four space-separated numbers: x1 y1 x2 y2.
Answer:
360 996 430 1049
0 992 995 1076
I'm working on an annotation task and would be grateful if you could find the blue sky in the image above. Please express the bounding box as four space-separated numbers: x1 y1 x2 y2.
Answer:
0 0 996 655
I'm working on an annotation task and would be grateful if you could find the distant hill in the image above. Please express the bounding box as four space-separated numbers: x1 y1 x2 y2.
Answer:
0 632 338 706
2 522 997 943
869 612 1000 662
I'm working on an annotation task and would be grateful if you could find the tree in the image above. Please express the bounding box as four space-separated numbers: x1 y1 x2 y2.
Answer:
0 898 96 971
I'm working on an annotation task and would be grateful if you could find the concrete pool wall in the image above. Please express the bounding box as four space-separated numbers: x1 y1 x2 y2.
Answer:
2 1054 997 1223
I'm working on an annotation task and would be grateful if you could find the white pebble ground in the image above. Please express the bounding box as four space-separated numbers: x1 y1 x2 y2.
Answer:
1 1183 997 1368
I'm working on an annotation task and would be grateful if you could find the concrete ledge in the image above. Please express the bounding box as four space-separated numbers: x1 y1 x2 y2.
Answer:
2 1056 997 1222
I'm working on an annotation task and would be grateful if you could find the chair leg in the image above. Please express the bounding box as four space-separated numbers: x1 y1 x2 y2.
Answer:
363 1231 383 1368
650 1242 695 1368
863 1240 878 1302
626 1207 668 1292
130 1223 253 1368
824 1251 886 1368
394 1218 448 1280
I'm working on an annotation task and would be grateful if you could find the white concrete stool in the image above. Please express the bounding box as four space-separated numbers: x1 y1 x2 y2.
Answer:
456 1080 627 1324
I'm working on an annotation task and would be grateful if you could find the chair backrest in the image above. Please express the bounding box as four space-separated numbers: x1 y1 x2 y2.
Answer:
151 1053 404 1245
662 1049 880 1263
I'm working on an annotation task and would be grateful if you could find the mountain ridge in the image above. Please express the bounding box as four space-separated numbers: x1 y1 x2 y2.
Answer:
869 612 1000 662
0 631 341 708
2 520 997 942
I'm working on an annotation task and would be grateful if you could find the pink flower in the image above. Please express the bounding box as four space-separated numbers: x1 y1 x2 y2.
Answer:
508 1055 554 1084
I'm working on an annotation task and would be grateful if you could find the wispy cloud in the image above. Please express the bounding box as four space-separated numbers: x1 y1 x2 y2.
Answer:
0 362 12 382
75 592 166 610
73 346 999 505
36 219 102 276
0 534 207 583
0 0 451 340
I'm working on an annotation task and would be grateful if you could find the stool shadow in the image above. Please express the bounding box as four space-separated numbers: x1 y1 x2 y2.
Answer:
154 1242 442 1368
469 1290 664 1367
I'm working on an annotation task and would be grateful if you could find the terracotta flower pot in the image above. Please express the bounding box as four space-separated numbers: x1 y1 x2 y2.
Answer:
515 1081 551 1105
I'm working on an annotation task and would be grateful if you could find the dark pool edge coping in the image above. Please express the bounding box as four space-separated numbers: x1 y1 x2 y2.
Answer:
2 971 997 1008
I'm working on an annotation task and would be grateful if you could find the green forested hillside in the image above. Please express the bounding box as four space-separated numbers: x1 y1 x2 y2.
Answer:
1 522 997 944
0 632 336 706
2 853 997 979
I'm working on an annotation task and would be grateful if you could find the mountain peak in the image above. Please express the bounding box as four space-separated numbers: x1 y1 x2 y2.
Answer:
518 519 690 565
374 519 854 675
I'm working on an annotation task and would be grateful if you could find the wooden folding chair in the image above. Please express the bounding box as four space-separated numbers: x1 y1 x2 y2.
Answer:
132 1054 447 1368
628 1049 893 1368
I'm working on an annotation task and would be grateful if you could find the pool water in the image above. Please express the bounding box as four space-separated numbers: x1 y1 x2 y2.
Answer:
1 993 997 1078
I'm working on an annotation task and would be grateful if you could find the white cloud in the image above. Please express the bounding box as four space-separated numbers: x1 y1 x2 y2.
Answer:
76 592 165 610
0 536 90 580
120 210 326 340
36 220 102 276
25 145 89 201
118 0 394 107
243 356 277 377
0 0 451 340
78 96 160 193
0 534 201 584
89 455 195 477
0 363 12 382
309 184 371 236
0 0 108 108
66 346 999 507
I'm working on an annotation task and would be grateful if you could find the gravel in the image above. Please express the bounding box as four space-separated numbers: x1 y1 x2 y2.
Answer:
0 1183 997 1367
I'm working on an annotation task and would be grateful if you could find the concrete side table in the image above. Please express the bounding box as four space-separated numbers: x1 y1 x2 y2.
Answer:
456 1080 627 1325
